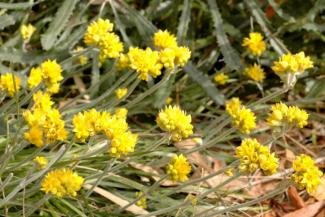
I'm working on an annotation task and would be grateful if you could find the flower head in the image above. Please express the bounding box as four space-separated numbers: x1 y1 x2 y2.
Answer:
98 32 123 62
110 131 138 157
291 154 323 193
84 18 114 46
21 24 36 41
214 73 229 85
174 46 191 67
116 54 130 70
0 73 21 97
73 46 89 66
272 52 313 75
244 64 265 82
115 88 128 99
28 67 43 89
135 192 147 209
236 138 279 175
166 154 191 182
33 156 48 169
157 106 193 142
242 32 266 56
153 30 177 49
41 168 84 197
127 47 162 81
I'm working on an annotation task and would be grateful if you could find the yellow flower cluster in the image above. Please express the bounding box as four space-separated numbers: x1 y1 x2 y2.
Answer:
0 73 21 97
135 192 147 209
28 59 64 94
272 52 313 74
115 88 128 99
291 154 323 193
41 168 84 197
244 63 265 82
20 24 36 41
267 102 308 128
225 98 256 134
73 108 138 157
84 18 123 63
23 91 68 147
166 154 191 182
235 138 279 175
73 46 89 66
242 32 266 56
117 30 191 81
156 106 193 142
214 72 229 85
33 156 48 169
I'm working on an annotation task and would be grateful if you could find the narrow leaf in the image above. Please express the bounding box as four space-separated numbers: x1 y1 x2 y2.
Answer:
177 0 191 43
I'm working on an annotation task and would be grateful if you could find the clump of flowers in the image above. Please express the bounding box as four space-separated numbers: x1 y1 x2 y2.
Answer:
267 102 309 129
73 46 89 66
244 64 265 82
135 192 147 209
225 98 256 134
291 154 323 193
41 168 84 197
84 18 123 63
272 52 313 75
166 154 191 182
0 73 21 97
23 91 68 147
115 88 128 99
235 138 279 175
242 32 266 56
73 108 138 157
20 24 36 41
156 106 193 142
214 72 229 85
27 59 64 94
33 156 48 169
117 29 191 81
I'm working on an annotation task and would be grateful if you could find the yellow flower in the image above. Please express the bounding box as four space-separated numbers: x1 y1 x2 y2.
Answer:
214 73 229 85
291 154 323 193
41 168 84 197
24 126 44 148
73 46 89 66
98 32 123 62
235 138 279 175
115 108 128 119
156 106 193 142
135 192 147 209
165 97 173 105
33 156 48 169
84 18 114 46
159 48 176 69
166 154 191 182
244 64 265 82
110 131 138 157
116 54 129 70
127 47 163 81
242 32 266 56
272 52 313 74
20 24 36 41
174 46 191 67
28 67 43 89
0 73 21 97
40 59 63 94
153 30 177 49
267 103 308 128
32 91 54 112
225 98 256 134
115 88 128 99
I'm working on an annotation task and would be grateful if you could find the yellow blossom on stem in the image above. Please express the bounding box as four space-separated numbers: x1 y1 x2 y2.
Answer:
73 46 89 66
166 154 191 182
98 32 123 62
115 108 128 119
33 156 48 169
214 73 229 85
24 126 44 148
291 154 323 194
20 24 36 41
127 47 162 81
84 18 114 46
242 32 266 56
156 106 193 142
165 97 173 105
115 88 128 99
235 138 279 175
41 168 84 197
110 131 138 157
174 46 191 67
135 192 147 209
272 52 313 75
28 67 43 89
153 30 177 49
0 73 21 97
244 63 265 82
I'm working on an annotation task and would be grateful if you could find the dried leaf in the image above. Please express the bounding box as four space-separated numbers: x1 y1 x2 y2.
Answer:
288 186 305 209
283 201 325 217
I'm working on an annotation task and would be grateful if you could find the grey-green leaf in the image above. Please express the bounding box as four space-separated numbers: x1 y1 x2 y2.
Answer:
0 14 15 30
